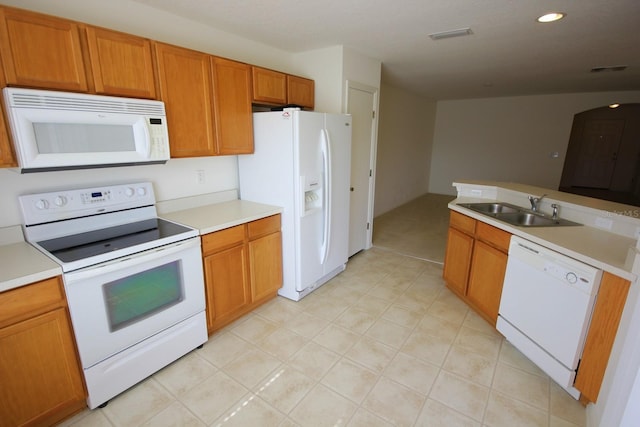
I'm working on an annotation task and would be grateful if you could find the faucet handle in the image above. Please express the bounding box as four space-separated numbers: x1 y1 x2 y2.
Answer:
551 203 559 219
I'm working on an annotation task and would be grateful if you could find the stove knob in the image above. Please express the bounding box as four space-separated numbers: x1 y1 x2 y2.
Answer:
125 187 135 197
566 272 578 284
54 196 67 207
137 187 147 196
35 199 50 210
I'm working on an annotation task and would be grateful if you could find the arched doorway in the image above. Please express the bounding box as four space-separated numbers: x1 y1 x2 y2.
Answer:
559 104 640 206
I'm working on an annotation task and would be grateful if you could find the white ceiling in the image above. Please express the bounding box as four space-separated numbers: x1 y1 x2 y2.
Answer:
132 0 640 100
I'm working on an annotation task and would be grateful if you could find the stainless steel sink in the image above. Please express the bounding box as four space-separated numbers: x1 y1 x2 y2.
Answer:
457 202 521 214
457 202 582 227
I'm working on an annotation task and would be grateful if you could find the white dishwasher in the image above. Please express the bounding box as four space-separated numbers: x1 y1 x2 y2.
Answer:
497 236 602 399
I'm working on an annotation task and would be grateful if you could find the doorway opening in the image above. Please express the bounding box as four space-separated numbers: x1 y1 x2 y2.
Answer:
559 104 640 206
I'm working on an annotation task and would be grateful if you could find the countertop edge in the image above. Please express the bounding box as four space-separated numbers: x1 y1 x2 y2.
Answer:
160 199 283 235
449 199 637 282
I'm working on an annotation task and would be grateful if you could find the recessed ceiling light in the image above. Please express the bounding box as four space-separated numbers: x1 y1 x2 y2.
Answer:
609 103 621 109
537 12 566 23
429 28 473 40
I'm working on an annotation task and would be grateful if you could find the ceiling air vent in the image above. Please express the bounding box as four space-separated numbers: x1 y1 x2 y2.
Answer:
591 65 628 73
429 28 473 40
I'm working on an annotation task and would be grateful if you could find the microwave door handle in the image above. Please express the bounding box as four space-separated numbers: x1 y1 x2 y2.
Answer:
141 120 151 158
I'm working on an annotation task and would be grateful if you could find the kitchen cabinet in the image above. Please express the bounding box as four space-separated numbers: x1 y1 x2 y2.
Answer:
0 7 88 92
251 66 315 109
84 26 156 99
0 53 16 167
443 211 510 325
202 214 282 333
575 271 631 403
287 75 315 109
251 66 287 105
211 57 253 154
155 43 254 157
154 42 217 157
0 277 86 426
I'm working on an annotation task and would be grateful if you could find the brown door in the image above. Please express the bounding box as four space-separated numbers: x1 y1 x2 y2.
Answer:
572 119 625 188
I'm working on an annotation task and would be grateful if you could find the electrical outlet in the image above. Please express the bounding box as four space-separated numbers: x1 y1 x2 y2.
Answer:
196 169 205 185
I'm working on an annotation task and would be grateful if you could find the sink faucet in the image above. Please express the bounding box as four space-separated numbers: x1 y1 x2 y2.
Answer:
528 194 546 212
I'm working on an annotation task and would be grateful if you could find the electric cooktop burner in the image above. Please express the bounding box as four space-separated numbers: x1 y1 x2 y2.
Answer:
37 218 192 263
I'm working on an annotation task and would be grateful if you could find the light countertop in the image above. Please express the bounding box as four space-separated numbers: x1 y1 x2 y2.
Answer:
0 199 282 294
161 199 283 235
450 197 637 281
0 241 61 293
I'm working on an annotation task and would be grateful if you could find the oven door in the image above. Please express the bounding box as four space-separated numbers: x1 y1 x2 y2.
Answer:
63 237 205 369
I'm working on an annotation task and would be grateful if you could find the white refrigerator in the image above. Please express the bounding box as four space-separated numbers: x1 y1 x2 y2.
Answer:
239 109 352 301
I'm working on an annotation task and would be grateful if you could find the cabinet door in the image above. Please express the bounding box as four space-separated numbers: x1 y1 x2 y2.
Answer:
0 54 15 167
0 308 86 426
466 240 507 325
287 75 314 109
203 244 250 332
154 42 217 157
85 26 156 98
443 226 474 297
251 66 286 105
574 271 631 403
0 7 88 92
249 231 283 301
211 57 253 154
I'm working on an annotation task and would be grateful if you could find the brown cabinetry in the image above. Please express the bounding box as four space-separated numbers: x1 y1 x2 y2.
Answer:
154 42 217 158
0 7 88 92
443 211 510 325
575 271 631 403
251 67 287 105
251 66 315 109
0 54 15 167
202 214 282 334
211 57 253 154
0 277 86 426
155 43 254 158
84 26 156 99
287 74 315 109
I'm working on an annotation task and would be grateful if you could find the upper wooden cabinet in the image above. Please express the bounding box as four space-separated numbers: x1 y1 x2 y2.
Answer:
251 66 315 109
0 53 16 167
154 42 217 157
211 57 253 154
0 7 88 92
252 67 287 105
287 75 314 109
84 26 156 99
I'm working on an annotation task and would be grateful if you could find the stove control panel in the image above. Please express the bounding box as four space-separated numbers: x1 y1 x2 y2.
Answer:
20 182 156 225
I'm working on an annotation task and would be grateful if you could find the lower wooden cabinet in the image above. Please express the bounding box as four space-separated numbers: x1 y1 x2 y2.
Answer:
443 211 510 325
202 214 283 334
0 277 86 427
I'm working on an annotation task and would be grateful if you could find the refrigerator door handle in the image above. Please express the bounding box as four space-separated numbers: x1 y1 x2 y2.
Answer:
320 128 332 265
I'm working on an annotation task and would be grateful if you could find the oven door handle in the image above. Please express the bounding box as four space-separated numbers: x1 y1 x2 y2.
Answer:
64 238 199 283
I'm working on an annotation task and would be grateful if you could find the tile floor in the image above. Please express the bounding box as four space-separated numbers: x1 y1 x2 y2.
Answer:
62 194 587 427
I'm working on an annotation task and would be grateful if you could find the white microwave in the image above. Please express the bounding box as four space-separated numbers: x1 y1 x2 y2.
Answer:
2 88 170 173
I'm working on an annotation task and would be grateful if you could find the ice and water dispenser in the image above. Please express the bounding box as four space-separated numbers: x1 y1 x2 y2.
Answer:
301 175 322 215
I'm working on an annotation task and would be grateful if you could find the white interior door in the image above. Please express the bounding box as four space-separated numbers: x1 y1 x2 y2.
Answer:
346 81 378 257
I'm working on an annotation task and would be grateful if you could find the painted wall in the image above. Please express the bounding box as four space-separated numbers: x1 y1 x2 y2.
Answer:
0 0 381 228
429 91 640 195
374 84 437 216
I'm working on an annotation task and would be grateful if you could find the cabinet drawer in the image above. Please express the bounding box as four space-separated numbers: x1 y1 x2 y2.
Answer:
247 214 281 240
449 211 476 235
202 225 245 255
475 221 511 252
0 277 65 327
